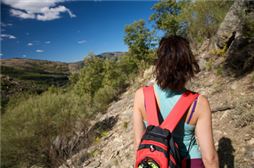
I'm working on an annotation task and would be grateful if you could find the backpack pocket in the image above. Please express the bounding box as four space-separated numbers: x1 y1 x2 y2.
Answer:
135 142 169 168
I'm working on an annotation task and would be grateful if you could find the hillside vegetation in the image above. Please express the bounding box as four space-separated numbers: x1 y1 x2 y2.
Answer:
1 51 144 167
0 53 124 113
1 0 254 168
0 58 72 113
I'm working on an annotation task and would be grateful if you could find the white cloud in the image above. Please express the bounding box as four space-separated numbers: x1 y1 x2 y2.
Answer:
36 49 44 53
27 42 33 46
10 9 35 19
2 0 59 12
1 34 16 40
22 54 27 57
37 6 75 21
0 53 3 56
45 41 51 44
77 40 87 44
2 0 76 21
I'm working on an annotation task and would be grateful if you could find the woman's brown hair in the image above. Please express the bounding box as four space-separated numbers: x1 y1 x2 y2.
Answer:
155 35 200 91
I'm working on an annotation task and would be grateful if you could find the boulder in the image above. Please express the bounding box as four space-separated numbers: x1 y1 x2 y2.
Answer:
214 0 254 75
225 37 254 74
215 0 244 49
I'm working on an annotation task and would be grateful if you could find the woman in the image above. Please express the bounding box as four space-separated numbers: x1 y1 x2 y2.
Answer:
132 35 219 168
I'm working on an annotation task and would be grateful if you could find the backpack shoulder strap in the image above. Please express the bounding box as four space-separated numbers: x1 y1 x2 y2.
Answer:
143 85 160 126
160 91 199 132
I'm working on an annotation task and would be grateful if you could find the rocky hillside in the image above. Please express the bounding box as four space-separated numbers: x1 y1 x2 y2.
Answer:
59 65 254 168
59 1 254 167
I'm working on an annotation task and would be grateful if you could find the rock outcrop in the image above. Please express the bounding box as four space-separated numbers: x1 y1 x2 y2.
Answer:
214 0 254 75
225 37 254 74
215 0 245 49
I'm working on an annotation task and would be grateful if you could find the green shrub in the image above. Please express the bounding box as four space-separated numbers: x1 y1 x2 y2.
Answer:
116 53 139 83
102 58 129 91
123 121 128 129
100 130 109 137
209 45 228 57
68 72 80 85
1 91 87 167
74 54 104 98
215 66 224 76
93 85 118 112
205 58 214 71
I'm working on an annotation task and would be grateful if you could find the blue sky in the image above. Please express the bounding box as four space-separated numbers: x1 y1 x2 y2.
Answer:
1 0 158 63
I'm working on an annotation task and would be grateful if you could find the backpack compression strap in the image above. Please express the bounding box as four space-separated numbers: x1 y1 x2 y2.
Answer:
160 90 199 132
143 85 160 126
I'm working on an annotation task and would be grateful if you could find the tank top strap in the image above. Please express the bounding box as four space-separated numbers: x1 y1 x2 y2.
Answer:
186 96 199 124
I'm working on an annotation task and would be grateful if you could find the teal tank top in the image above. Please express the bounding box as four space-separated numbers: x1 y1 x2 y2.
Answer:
143 83 202 159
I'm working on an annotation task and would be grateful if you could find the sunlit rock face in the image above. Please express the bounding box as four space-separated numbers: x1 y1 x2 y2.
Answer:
215 0 254 75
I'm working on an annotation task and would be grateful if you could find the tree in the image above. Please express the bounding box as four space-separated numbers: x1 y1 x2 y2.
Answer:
74 52 104 100
179 0 233 43
124 19 156 67
150 0 233 44
101 58 127 91
150 0 189 36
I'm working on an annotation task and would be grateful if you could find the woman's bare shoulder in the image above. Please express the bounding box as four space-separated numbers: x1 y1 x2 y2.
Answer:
197 94 210 107
134 86 144 97
133 86 146 117
196 94 211 116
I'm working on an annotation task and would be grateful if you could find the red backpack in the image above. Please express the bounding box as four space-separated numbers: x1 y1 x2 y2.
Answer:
134 85 199 168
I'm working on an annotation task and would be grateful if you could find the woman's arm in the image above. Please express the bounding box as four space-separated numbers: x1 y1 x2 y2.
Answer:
195 95 219 168
132 87 146 152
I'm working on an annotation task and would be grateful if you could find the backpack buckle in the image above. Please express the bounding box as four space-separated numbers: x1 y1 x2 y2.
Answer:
149 145 155 152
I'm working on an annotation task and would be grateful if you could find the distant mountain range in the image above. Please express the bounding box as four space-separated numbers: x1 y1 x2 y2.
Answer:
0 51 126 74
70 51 126 69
